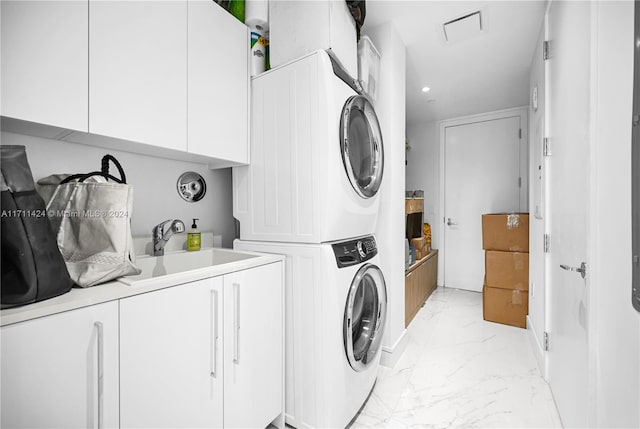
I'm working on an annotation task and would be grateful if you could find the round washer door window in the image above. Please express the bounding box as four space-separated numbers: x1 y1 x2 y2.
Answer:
344 264 387 372
340 95 384 199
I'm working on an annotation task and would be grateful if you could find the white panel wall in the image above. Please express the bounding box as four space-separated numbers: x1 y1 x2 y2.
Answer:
365 22 407 366
590 2 640 427
0 133 236 248
405 121 441 285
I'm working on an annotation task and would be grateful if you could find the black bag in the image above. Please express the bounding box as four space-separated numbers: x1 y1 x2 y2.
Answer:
1 145 73 309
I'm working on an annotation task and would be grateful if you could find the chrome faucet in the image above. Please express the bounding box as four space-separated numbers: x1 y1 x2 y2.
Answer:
152 219 186 256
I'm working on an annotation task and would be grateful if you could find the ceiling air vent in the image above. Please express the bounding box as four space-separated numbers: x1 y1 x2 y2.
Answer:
443 11 483 43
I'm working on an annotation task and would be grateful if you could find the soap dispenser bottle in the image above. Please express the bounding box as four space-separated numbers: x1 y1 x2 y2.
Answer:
187 218 201 251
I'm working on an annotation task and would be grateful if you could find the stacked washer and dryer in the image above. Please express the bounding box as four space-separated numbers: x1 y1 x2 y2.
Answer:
233 4 386 428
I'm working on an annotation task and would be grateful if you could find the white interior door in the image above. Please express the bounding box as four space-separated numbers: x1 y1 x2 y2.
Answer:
546 1 591 427
444 115 523 291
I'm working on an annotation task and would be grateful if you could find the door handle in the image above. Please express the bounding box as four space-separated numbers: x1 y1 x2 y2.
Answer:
94 321 104 429
233 282 240 364
447 218 458 226
210 289 219 378
560 262 587 279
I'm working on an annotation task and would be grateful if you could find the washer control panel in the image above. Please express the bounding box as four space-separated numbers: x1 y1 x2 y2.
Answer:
332 235 378 268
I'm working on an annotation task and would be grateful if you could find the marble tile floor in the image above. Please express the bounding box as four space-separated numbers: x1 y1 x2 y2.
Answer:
353 287 563 428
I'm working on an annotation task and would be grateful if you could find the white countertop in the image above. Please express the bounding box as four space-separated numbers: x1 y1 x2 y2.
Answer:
1 248 284 327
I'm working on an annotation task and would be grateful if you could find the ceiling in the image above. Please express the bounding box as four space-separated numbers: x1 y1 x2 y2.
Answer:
362 1 546 124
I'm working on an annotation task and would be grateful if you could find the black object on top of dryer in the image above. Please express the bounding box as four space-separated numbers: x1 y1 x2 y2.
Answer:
332 235 378 268
327 51 362 94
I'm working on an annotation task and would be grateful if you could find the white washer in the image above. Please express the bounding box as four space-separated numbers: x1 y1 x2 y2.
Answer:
233 50 384 244
234 236 387 428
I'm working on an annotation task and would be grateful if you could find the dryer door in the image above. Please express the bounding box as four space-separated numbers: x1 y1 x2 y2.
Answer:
340 95 384 199
344 264 387 372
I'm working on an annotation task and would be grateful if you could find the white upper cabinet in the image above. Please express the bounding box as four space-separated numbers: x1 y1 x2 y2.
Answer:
1 301 119 429
187 0 249 164
89 0 188 152
1 0 88 131
1 0 249 167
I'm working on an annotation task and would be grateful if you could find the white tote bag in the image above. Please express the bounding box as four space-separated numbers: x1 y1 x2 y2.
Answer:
41 155 141 287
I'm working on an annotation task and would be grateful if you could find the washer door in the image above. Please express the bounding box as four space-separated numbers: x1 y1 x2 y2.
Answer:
344 264 387 372
340 95 384 199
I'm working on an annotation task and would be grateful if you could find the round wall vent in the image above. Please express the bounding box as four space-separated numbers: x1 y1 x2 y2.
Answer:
177 172 207 202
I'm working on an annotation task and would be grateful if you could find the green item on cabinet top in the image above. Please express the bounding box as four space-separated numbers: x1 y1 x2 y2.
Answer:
228 0 245 22
187 218 201 251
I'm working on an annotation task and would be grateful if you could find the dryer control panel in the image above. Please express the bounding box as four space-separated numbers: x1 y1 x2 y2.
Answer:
332 235 378 268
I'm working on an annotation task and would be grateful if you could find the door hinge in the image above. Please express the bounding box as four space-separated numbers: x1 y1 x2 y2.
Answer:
518 177 522 188
544 234 550 253
543 137 551 157
519 128 522 139
543 40 550 61
543 331 550 351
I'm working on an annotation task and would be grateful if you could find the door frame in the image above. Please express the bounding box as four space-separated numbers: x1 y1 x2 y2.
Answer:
438 107 529 288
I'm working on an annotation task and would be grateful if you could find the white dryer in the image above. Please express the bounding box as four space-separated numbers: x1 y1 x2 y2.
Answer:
234 235 387 428
233 50 384 244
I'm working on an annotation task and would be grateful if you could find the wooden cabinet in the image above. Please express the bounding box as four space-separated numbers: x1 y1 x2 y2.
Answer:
119 277 224 428
120 262 283 428
405 250 438 327
1 0 88 131
1 301 119 429
188 0 249 164
89 0 188 151
223 263 284 428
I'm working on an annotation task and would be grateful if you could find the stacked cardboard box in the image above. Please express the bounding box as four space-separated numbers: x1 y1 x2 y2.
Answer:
410 236 428 260
482 213 530 328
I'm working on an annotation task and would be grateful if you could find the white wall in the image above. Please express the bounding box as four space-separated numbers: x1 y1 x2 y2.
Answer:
527 23 546 372
1 132 236 248
365 22 407 366
590 1 640 427
405 121 442 285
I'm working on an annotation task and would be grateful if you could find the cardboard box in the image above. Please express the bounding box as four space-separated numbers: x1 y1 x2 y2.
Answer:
483 285 528 329
410 236 427 250
485 251 529 291
482 213 529 252
405 198 424 214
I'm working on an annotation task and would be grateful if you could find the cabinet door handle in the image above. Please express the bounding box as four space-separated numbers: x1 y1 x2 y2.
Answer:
210 289 219 378
233 282 240 364
94 321 104 429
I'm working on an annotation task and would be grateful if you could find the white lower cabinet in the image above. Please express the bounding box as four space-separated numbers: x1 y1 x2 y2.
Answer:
223 263 284 428
120 276 224 428
120 262 283 428
0 301 119 429
0 262 283 429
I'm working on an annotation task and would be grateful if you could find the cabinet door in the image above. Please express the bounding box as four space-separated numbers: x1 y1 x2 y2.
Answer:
1 301 119 428
89 0 187 151
405 270 415 327
120 277 223 428
224 262 283 427
1 0 88 131
187 0 249 163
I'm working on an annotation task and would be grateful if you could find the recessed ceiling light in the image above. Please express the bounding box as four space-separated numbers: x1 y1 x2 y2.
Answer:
421 86 430 93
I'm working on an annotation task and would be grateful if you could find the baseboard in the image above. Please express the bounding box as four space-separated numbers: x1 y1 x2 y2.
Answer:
526 315 546 378
380 329 408 368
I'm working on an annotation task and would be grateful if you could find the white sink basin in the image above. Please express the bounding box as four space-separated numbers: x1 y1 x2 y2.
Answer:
117 248 258 286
